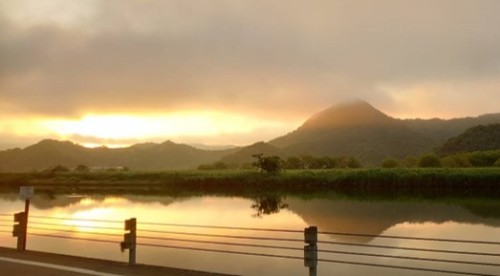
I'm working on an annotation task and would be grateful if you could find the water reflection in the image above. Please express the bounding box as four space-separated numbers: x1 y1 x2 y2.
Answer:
251 196 289 218
1 193 499 275
287 198 500 242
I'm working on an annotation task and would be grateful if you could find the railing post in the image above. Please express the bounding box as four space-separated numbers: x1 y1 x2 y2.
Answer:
304 226 318 276
12 212 27 251
23 199 30 251
121 218 137 265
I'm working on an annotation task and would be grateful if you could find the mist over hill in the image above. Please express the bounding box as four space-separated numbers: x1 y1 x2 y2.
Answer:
1 100 499 171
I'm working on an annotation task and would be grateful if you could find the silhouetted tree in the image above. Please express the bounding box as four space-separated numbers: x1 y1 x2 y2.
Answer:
418 153 442 168
441 155 472 168
252 154 284 173
74 164 90 172
340 157 362 168
301 155 323 169
318 156 338 169
381 158 399 168
48 165 70 173
403 155 418 168
468 151 500 167
213 161 227 170
284 156 303 169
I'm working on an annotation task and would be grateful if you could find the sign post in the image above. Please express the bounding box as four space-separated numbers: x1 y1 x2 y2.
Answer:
19 186 34 251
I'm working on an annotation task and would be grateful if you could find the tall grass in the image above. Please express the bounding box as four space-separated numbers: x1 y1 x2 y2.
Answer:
0 168 499 197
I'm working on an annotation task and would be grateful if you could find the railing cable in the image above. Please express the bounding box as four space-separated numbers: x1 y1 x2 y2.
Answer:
28 226 123 238
139 242 302 259
139 222 302 233
318 241 500 257
319 231 500 245
29 221 123 231
137 242 496 276
138 229 303 242
138 235 303 251
27 233 119 245
318 248 500 267
30 215 123 224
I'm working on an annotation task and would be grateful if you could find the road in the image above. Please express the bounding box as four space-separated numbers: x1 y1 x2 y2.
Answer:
0 247 232 276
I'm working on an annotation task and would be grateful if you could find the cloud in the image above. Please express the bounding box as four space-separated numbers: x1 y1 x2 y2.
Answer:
1 0 500 131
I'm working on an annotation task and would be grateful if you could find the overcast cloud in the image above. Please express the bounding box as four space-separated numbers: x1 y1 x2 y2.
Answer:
1 0 500 147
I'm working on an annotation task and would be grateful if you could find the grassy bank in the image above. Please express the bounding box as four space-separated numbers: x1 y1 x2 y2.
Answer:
0 168 499 197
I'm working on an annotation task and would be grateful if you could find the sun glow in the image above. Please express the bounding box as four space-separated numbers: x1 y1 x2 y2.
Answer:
44 112 262 140
0 110 297 148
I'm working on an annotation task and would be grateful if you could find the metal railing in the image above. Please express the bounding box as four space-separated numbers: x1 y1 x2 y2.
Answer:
1 212 499 276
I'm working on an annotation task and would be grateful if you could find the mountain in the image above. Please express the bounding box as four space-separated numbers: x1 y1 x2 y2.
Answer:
404 114 500 145
1 100 500 171
246 100 500 165
0 139 231 172
269 101 436 164
437 124 500 155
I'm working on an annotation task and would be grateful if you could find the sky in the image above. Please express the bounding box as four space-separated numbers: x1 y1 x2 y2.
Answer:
1 0 500 149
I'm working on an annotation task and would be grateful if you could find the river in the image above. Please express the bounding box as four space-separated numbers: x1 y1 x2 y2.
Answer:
0 193 499 275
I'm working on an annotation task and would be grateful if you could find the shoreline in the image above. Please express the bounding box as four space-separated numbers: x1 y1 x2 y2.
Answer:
1 168 499 198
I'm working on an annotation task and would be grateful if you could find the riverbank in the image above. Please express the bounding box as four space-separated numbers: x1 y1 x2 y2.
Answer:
1 168 499 197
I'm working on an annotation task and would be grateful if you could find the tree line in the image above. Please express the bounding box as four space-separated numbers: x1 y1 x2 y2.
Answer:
199 150 500 173
198 154 362 172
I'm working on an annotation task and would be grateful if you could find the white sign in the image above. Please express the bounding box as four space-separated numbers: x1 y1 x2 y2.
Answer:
19 186 34 200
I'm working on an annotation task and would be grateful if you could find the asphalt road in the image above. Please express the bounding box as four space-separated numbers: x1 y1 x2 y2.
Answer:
0 247 232 276
0 259 91 276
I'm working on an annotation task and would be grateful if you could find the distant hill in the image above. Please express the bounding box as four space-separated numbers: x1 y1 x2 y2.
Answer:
1 101 500 171
263 101 500 165
269 101 435 164
0 139 232 172
437 124 500 155
404 114 500 145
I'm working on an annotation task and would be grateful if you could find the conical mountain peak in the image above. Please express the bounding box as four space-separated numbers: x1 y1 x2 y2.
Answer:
300 100 394 130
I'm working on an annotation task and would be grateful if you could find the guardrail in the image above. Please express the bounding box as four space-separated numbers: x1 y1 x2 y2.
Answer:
1 212 499 276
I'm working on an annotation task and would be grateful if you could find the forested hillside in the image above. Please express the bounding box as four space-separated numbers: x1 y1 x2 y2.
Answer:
437 124 500 155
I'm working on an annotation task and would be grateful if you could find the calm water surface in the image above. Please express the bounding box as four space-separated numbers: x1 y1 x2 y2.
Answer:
0 193 499 275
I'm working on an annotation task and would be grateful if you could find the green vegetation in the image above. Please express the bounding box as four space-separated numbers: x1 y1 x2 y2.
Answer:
198 154 363 171
45 165 71 173
74 164 90 172
269 101 500 165
437 124 500 155
252 154 284 173
417 153 442 168
197 161 238 170
381 158 399 168
1 168 499 198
